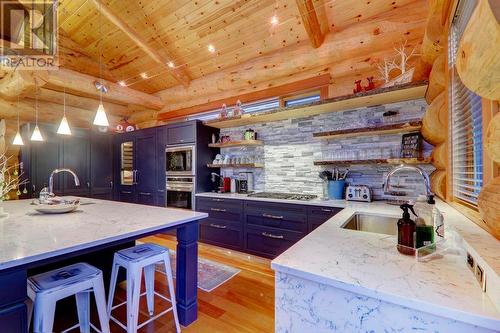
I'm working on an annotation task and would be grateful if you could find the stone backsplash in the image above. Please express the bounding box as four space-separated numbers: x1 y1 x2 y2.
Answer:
218 98 434 200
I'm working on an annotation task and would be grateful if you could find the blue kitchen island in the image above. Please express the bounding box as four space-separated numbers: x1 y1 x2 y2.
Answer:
0 198 207 332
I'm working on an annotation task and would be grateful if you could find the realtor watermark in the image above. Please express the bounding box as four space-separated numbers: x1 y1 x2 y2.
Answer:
0 0 58 70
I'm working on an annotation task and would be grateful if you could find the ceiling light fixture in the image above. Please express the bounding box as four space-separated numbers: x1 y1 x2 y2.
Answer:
118 80 126 87
12 82 24 146
30 85 44 142
57 87 72 135
208 44 215 53
271 15 279 25
140 72 148 79
167 61 175 68
93 0 109 128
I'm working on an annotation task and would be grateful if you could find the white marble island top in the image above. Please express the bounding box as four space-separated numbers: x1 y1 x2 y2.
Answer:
272 200 500 331
0 198 207 270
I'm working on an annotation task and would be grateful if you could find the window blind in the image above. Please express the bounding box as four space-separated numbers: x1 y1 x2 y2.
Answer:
449 0 483 206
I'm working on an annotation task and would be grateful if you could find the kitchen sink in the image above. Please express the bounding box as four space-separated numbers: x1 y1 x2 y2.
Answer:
341 214 399 236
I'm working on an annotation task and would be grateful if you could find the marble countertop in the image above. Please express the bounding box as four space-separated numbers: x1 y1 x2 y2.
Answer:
271 200 500 331
0 198 207 271
196 192 348 208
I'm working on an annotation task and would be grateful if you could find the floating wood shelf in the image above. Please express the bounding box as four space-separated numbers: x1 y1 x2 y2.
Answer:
208 140 264 148
204 81 427 129
313 121 422 140
207 163 264 168
313 158 431 166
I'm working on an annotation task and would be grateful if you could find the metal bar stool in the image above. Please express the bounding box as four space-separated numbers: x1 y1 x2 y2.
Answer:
107 243 181 333
27 262 110 333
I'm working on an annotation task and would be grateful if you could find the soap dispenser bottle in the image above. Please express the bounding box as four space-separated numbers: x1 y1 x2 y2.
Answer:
414 195 435 248
397 203 417 255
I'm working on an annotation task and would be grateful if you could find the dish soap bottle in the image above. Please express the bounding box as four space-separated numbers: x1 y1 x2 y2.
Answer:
414 195 435 248
397 203 417 255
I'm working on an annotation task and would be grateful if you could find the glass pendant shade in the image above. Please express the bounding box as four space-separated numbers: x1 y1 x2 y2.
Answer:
12 131 24 145
30 124 44 142
57 115 72 135
93 103 109 127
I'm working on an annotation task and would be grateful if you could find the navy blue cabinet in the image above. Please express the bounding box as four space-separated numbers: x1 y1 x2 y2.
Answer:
196 197 244 250
90 130 114 200
61 128 90 197
20 124 113 200
156 126 167 207
113 128 157 205
167 122 196 145
196 197 341 258
308 206 342 232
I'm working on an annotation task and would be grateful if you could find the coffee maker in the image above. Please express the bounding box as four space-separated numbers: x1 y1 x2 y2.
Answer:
238 172 254 194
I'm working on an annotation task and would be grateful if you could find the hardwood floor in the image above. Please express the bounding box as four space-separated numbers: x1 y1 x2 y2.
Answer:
53 235 275 333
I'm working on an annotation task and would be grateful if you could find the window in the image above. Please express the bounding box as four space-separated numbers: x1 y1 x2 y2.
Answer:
449 0 483 207
187 98 280 121
284 94 320 107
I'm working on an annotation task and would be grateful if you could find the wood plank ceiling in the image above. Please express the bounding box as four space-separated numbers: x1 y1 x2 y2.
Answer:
58 0 426 94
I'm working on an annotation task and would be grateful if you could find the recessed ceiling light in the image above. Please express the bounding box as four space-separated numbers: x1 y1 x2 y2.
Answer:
118 81 126 86
167 61 175 68
208 44 215 53
271 15 279 25
140 72 148 79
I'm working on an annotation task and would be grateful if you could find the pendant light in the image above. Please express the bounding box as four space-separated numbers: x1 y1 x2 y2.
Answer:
30 85 43 142
57 87 72 135
93 0 109 127
12 94 24 146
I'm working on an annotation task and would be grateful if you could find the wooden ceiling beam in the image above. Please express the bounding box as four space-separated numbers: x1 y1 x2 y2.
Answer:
295 0 326 48
0 70 47 100
45 68 164 110
0 96 122 129
90 0 191 88
158 74 331 121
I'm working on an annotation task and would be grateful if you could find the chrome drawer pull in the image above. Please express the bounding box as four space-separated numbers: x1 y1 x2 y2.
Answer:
321 208 332 212
139 192 151 196
209 223 227 229
261 232 284 239
262 213 284 220
212 198 224 202
121 191 132 194
210 208 227 212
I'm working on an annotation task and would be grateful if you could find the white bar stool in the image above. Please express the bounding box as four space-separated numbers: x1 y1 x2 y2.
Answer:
107 243 181 333
27 262 110 333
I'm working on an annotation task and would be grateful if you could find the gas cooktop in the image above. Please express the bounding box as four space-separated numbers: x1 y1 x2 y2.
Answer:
248 192 317 201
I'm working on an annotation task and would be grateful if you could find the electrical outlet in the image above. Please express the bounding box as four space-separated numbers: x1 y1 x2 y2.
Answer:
475 264 486 292
467 252 474 271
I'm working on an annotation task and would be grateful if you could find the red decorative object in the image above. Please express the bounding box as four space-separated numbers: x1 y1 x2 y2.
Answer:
363 76 375 91
115 118 136 133
353 80 363 94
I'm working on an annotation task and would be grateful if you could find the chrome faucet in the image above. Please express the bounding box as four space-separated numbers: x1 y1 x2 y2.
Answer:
48 168 80 195
384 164 433 199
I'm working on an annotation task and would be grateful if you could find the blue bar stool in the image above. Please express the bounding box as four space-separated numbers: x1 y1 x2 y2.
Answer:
27 262 110 333
107 243 181 333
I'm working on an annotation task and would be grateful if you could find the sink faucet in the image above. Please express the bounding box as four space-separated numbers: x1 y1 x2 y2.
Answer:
48 168 80 195
384 165 433 199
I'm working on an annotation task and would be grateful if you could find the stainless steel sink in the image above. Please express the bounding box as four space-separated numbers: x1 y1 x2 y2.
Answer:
341 214 399 236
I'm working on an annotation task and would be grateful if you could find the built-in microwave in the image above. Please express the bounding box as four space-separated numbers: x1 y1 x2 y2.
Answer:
166 145 195 176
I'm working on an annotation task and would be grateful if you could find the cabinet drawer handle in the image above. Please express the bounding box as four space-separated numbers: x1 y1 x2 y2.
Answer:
321 208 332 212
158 190 165 193
212 198 224 202
139 192 151 196
121 191 132 194
261 232 284 239
262 213 283 220
210 208 227 212
209 223 227 229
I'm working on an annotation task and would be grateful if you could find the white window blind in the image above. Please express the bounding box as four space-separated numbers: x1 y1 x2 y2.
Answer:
449 0 483 206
